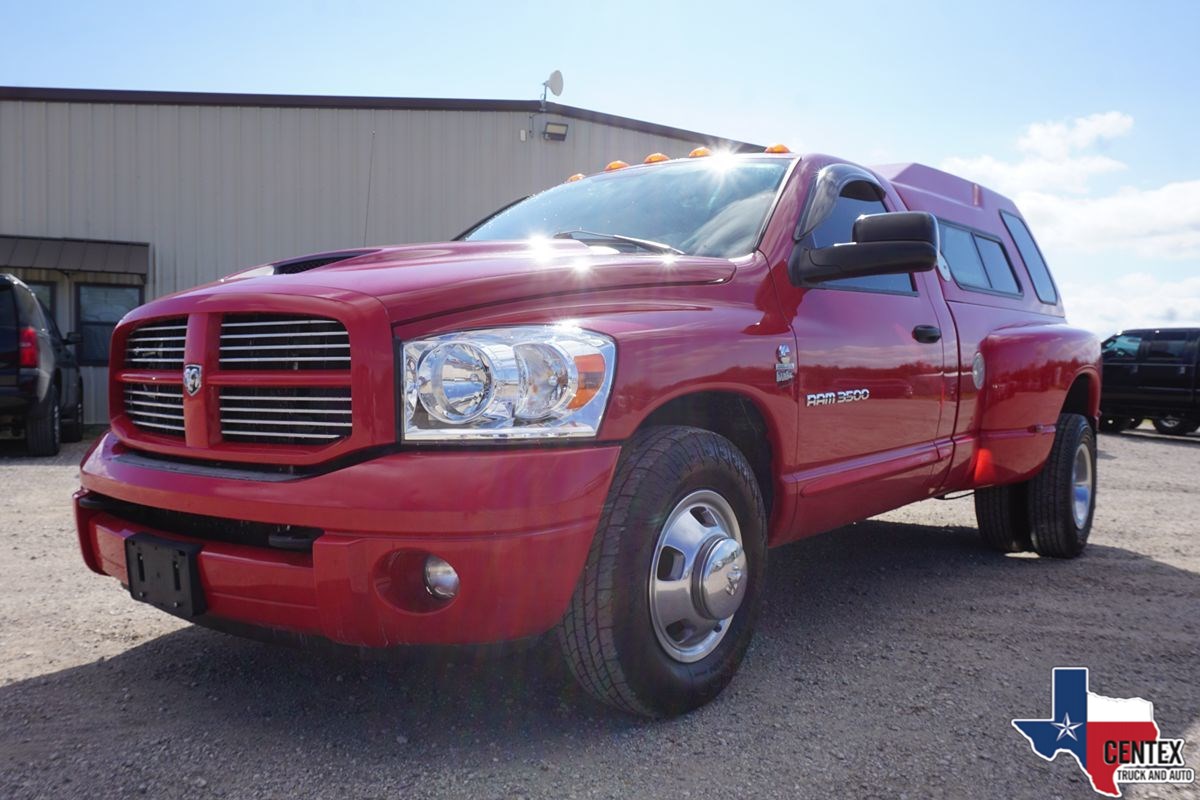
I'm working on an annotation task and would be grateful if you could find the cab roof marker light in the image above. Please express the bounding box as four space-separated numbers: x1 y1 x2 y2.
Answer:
643 152 670 164
764 143 791 153
688 147 711 158
565 173 585 182
604 160 629 171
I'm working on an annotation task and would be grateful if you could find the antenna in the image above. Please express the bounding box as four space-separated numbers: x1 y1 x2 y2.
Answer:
540 70 564 110
362 129 376 246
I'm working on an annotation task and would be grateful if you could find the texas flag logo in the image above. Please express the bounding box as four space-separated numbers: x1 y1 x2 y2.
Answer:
1013 668 1194 796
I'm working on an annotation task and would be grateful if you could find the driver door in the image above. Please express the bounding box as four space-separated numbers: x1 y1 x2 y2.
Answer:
773 176 949 536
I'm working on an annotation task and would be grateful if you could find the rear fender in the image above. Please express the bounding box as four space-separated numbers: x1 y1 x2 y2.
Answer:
970 323 1100 486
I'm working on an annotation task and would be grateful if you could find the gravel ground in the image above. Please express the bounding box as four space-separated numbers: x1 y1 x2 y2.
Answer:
1 428 1197 799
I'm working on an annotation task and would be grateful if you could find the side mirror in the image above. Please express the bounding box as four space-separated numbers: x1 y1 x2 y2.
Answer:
789 211 939 286
65 331 82 346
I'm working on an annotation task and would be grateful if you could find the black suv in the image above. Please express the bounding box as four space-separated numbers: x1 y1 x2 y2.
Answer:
1 274 85 455
1100 327 1200 435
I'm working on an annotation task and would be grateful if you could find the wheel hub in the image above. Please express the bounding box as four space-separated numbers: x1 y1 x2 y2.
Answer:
693 535 747 620
648 490 746 663
1070 441 1093 529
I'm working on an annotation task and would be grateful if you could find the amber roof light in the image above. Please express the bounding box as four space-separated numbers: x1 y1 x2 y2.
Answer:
688 147 711 158
643 152 669 164
764 144 791 153
604 160 629 171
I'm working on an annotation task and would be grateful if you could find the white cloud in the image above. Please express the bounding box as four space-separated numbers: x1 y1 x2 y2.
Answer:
1019 181 1200 259
940 111 1200 262
1017 111 1133 159
940 152 1125 195
1062 273 1200 337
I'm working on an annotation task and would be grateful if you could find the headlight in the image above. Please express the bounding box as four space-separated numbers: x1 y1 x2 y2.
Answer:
402 326 615 441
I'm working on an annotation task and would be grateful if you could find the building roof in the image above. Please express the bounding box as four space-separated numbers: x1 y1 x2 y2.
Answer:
0 85 759 151
0 234 150 277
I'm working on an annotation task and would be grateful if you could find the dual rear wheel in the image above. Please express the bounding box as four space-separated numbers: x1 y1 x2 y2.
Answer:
975 413 1096 558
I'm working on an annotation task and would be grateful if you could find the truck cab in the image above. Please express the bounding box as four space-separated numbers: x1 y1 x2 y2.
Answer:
74 149 1100 717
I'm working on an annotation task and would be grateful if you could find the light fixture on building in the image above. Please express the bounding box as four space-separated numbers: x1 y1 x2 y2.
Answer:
543 122 569 142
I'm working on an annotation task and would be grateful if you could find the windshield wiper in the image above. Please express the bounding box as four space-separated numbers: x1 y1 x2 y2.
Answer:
553 229 685 256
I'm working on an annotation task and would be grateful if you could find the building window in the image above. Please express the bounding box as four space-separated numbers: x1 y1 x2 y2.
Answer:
25 281 56 318
76 284 143 366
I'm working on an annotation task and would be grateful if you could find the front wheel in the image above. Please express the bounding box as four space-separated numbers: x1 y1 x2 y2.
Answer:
1028 413 1096 558
1152 416 1199 436
557 426 767 717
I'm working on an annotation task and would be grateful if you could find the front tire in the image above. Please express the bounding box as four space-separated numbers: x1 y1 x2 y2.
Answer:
557 426 767 717
1028 414 1096 558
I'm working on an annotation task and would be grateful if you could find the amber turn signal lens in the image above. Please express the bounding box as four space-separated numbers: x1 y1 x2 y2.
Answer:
764 143 791 153
565 173 585 182
604 160 629 171
643 152 669 164
568 353 607 410
688 147 711 158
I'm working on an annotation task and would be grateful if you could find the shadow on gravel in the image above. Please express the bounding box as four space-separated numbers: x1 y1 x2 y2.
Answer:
2 520 1197 797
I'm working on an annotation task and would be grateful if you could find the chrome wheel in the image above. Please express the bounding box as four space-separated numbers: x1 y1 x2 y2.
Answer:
1071 441 1093 529
648 489 747 664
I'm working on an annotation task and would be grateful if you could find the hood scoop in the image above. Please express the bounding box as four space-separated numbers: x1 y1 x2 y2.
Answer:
272 249 375 275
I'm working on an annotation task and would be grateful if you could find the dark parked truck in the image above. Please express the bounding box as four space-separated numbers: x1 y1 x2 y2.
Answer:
74 151 1101 716
1100 327 1200 435
1 273 85 455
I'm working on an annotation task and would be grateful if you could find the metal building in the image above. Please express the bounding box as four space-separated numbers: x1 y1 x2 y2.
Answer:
0 86 753 422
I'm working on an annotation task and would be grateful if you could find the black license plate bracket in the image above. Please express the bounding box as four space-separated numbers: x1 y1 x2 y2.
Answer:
125 533 206 618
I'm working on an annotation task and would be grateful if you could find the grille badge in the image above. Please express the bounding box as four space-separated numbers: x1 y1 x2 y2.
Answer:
183 364 203 396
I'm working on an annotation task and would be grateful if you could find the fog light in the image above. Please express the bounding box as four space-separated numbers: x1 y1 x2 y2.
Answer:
423 555 459 600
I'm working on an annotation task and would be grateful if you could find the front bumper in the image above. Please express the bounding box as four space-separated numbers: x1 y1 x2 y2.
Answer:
76 432 620 646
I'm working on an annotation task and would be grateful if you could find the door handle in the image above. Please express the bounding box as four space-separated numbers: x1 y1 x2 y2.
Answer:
912 325 942 344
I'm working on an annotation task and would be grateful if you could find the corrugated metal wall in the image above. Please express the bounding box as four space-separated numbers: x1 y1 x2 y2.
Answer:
0 99 709 422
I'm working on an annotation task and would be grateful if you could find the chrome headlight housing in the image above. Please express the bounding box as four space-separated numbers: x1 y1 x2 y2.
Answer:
402 326 616 441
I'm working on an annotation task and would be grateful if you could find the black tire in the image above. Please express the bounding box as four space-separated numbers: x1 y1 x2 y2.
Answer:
1098 415 1135 433
556 426 767 717
61 380 84 443
1028 413 1095 558
1152 417 1199 436
974 482 1032 553
25 392 62 456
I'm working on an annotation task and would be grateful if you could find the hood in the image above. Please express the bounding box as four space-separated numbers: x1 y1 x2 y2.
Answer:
208 240 737 323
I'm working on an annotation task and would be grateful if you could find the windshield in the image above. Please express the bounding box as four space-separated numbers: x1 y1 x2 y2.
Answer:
463 157 791 259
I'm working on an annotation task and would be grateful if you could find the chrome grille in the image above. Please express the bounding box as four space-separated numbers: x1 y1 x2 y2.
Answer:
124 383 185 436
219 387 351 444
125 319 187 370
219 315 350 370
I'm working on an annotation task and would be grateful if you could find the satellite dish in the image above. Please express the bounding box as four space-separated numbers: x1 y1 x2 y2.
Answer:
544 70 564 97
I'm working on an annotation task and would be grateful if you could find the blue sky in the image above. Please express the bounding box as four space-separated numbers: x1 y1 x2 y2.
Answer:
3 0 1199 334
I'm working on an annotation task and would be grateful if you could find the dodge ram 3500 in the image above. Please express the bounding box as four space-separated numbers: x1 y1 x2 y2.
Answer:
74 150 1101 717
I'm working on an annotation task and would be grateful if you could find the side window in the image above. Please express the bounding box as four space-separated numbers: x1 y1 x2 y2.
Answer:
1145 330 1190 363
77 284 143 366
938 221 1021 295
1102 333 1143 361
1000 211 1058 304
974 237 1021 294
811 193 915 293
26 281 56 319
939 223 989 288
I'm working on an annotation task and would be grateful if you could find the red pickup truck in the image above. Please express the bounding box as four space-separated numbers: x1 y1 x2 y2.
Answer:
74 150 1101 717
